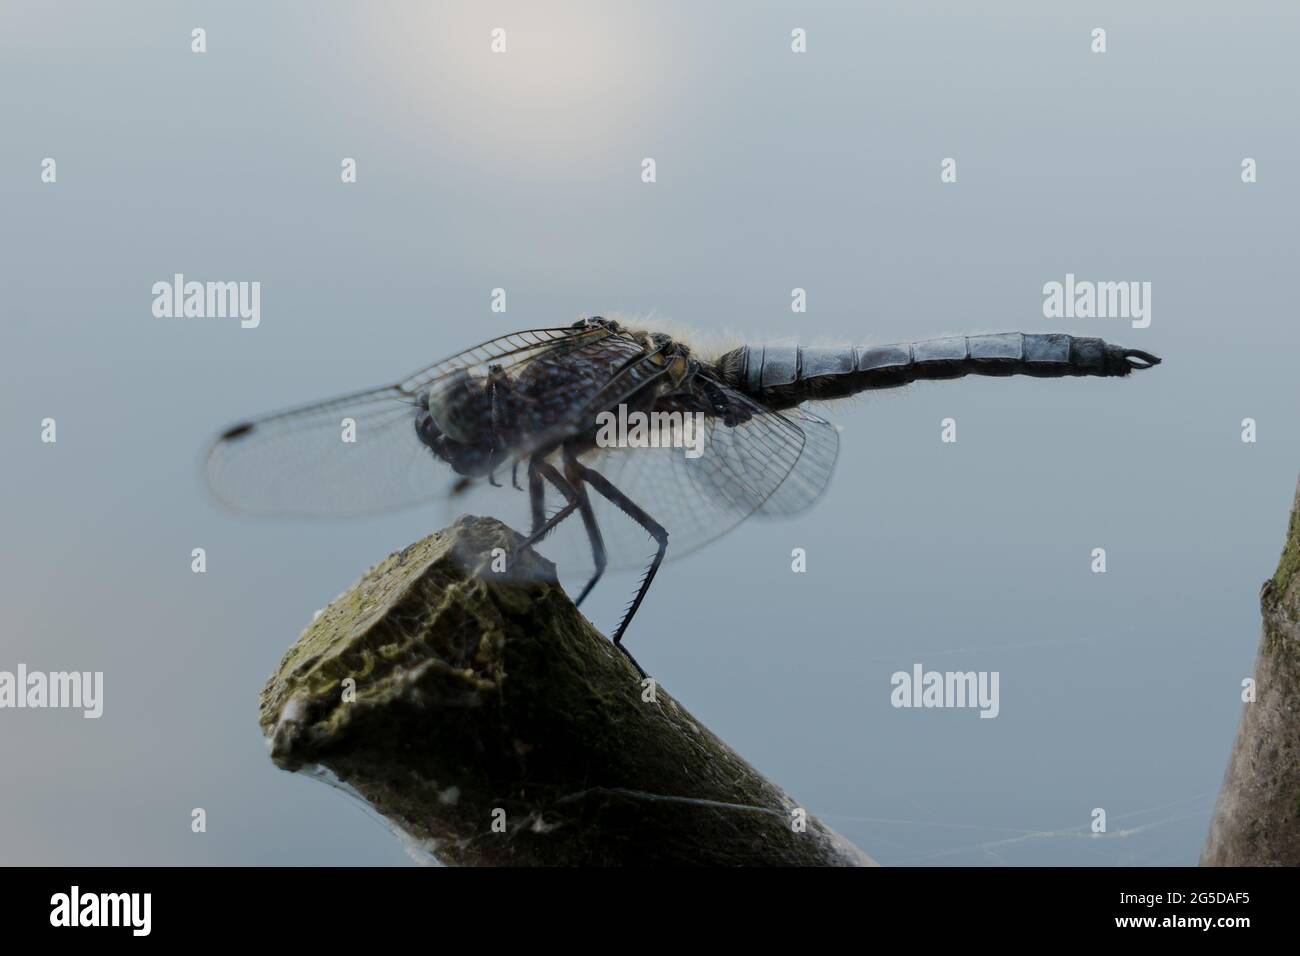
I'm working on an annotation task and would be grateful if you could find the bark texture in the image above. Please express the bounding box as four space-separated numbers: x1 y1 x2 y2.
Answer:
259 515 873 866
1203 476 1300 866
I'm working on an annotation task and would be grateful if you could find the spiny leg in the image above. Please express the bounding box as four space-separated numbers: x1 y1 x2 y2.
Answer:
465 458 577 585
516 456 580 554
562 448 607 609
571 464 668 679
527 458 546 535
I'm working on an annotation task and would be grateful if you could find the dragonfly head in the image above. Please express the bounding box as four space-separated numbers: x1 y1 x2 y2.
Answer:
415 398 501 479
419 375 480 446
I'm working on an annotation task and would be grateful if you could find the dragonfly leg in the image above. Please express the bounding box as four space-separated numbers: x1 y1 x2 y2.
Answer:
562 449 607 609
571 464 667 679
527 459 546 534
468 458 577 585
515 457 579 553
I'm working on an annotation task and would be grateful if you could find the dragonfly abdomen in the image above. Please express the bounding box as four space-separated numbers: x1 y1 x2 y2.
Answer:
723 333 1159 407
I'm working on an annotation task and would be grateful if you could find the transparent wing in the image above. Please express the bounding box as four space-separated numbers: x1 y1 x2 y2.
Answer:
575 392 839 567
754 405 839 516
205 325 612 517
395 325 612 395
206 385 439 517
450 384 840 573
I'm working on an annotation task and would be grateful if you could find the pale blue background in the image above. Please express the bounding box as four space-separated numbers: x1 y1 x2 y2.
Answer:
2 0 1297 865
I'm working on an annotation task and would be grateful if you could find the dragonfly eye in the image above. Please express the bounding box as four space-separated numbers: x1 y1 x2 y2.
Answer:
414 407 443 447
425 393 477 444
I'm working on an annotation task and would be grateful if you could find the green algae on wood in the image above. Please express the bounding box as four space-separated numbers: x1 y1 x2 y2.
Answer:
259 515 873 867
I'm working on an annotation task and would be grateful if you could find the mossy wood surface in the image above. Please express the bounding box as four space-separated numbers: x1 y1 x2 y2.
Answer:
260 516 872 866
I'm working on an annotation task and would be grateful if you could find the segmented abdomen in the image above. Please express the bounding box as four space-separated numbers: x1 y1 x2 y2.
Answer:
735 332 1157 405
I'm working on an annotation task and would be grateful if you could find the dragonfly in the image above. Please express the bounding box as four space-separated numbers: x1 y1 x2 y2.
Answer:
206 317 1160 677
